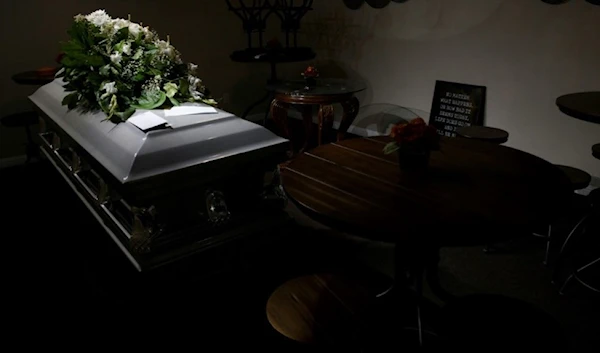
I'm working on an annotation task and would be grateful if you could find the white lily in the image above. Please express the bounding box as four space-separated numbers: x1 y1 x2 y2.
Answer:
100 81 118 99
85 9 111 27
128 23 142 38
122 42 132 56
112 18 130 32
110 52 122 64
157 40 174 57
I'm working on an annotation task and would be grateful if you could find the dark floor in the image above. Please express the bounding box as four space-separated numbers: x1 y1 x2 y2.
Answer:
1 157 598 351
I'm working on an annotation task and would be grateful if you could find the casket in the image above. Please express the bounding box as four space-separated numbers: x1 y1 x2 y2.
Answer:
30 80 289 272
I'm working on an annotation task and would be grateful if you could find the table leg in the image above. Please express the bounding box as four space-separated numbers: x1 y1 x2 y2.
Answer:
270 99 293 151
338 96 360 141
425 250 456 303
317 104 334 145
300 105 313 152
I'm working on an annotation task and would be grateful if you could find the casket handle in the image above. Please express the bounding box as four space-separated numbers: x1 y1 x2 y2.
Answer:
205 190 231 226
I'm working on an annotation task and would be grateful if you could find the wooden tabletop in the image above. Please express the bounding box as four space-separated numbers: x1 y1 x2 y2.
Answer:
281 137 572 247
556 92 600 124
456 126 509 144
12 69 57 85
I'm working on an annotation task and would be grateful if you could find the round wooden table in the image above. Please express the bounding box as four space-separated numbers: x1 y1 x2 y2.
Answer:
269 79 366 152
281 137 572 345
281 136 572 247
556 92 600 124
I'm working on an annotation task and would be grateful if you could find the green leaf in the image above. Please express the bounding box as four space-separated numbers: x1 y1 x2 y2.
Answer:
148 68 162 76
168 96 180 106
87 55 105 67
99 65 111 76
132 48 143 60
61 40 85 56
113 107 136 122
115 27 130 42
61 93 79 110
133 72 146 81
179 79 189 95
383 142 400 155
132 90 166 109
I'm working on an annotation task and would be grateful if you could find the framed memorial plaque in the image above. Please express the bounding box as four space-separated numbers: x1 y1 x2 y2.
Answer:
429 80 487 137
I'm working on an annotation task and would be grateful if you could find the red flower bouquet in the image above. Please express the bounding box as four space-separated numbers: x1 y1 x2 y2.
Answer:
383 117 440 170
301 65 319 88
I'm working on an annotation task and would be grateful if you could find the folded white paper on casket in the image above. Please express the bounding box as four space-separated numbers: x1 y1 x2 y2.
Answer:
127 103 220 131
128 111 169 131
164 104 218 117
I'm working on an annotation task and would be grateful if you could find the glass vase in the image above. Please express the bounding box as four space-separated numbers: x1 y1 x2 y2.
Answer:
304 77 317 88
398 147 430 171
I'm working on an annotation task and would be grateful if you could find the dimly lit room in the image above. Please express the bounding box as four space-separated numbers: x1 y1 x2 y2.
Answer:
1 0 598 351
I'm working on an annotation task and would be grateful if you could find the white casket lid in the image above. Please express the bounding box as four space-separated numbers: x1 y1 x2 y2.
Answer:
30 79 288 183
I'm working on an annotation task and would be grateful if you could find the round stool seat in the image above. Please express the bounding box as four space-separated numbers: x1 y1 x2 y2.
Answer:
556 165 591 191
438 294 567 351
456 126 509 144
592 143 600 160
266 273 372 346
0 111 39 128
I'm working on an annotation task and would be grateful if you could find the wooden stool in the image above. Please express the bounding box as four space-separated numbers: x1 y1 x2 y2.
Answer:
556 165 591 191
456 126 509 144
266 273 373 348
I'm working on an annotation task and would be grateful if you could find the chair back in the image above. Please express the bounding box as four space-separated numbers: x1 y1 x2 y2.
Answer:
349 103 430 137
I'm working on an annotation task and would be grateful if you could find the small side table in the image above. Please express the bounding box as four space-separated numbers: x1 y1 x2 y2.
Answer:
12 68 57 86
556 91 600 161
556 92 600 124
230 47 316 121
269 79 366 151
455 126 509 144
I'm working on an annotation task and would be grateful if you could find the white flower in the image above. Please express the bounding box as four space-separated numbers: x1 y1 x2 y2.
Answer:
110 52 122 64
85 9 111 27
74 14 85 22
188 75 204 100
163 82 178 98
188 75 201 88
188 63 198 73
157 40 174 57
100 81 117 99
122 42 131 56
112 18 130 32
142 27 154 42
128 23 142 38
190 90 204 100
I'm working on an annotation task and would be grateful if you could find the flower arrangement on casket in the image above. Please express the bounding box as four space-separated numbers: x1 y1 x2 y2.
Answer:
57 10 216 122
